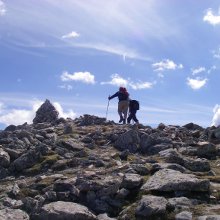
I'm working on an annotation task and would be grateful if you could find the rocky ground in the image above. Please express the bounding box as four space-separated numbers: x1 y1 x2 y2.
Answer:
1 100 220 220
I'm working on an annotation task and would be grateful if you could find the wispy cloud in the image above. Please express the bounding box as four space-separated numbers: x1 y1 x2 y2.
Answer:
191 67 206 75
73 42 152 61
0 0 6 16
152 59 183 72
62 31 80 39
101 74 154 90
60 71 95 84
129 81 155 90
58 84 73 91
211 104 220 126
0 100 76 126
203 8 220 25
207 65 217 74
213 47 220 59
187 77 207 90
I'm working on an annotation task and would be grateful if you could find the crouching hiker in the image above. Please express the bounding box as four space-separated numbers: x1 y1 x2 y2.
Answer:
108 87 129 124
127 99 139 124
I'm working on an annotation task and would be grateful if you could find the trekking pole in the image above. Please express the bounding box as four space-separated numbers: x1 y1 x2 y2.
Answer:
106 98 110 121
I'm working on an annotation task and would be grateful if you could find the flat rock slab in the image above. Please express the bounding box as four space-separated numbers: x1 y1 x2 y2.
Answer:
32 201 97 220
0 208 29 220
141 169 210 193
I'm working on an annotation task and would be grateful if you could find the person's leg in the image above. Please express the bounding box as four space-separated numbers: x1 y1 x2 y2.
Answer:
121 101 129 124
132 110 139 123
127 112 132 123
118 102 124 122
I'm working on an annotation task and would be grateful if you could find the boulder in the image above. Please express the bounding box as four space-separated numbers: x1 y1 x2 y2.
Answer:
114 130 140 153
0 148 10 168
135 195 168 219
141 169 210 193
32 201 97 220
0 208 29 220
175 211 192 220
121 173 143 189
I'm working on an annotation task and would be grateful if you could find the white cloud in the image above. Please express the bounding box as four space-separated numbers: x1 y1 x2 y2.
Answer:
60 71 95 84
0 100 76 126
203 9 220 25
101 74 128 87
58 84 73 91
211 104 220 126
191 67 206 75
62 31 80 39
187 77 208 90
0 0 6 16
101 74 154 90
129 81 154 90
152 59 183 72
54 102 76 119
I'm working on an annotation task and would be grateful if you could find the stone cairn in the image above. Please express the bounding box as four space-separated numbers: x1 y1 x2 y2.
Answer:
33 99 59 124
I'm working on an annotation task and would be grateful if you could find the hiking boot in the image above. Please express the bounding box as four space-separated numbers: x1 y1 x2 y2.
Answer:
119 118 124 123
123 119 126 124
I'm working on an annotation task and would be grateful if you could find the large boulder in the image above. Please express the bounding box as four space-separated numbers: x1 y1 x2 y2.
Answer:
33 99 59 124
32 201 97 220
114 130 140 153
0 148 10 168
0 208 29 220
141 169 210 193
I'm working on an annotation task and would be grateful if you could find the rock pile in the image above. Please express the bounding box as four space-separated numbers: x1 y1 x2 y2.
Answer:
1 100 220 219
33 99 59 124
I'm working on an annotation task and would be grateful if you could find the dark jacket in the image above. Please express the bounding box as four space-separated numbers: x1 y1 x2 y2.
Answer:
109 91 129 102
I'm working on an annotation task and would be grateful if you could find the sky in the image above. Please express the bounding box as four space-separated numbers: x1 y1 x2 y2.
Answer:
0 0 220 129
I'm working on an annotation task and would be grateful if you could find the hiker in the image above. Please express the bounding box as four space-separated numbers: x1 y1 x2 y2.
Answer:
108 87 129 124
127 99 139 124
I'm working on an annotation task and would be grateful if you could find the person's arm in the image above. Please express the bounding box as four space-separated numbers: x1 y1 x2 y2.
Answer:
108 92 118 100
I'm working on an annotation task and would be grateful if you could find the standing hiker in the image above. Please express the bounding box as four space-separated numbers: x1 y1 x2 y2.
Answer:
127 99 139 124
108 87 129 124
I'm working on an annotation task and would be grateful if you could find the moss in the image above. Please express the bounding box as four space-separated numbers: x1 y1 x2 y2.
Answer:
127 155 137 162
118 203 137 220
34 176 56 191
19 188 39 198
25 154 59 174
198 175 220 183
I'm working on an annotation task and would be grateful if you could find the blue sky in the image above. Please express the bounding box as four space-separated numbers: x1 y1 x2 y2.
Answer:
0 0 220 129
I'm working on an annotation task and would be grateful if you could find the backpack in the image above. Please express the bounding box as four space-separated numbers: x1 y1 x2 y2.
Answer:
130 100 140 110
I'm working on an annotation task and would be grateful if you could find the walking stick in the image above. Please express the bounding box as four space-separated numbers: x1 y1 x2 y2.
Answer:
106 99 110 121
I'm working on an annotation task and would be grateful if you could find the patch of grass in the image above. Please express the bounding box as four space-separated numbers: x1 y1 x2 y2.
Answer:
34 176 56 191
25 154 59 175
19 188 39 198
198 175 220 183
118 203 137 220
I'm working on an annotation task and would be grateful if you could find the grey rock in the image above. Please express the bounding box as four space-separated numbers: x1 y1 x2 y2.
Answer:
168 197 198 212
175 211 192 220
196 142 217 159
121 173 143 189
97 213 117 220
0 148 10 168
114 130 140 153
32 201 97 220
58 139 84 151
0 208 29 220
135 195 168 219
196 215 220 220
141 169 210 192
